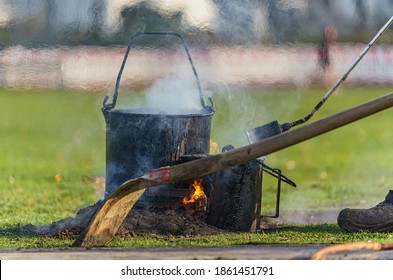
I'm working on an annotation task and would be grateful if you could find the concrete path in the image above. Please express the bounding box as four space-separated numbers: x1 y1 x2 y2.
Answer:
1 244 393 260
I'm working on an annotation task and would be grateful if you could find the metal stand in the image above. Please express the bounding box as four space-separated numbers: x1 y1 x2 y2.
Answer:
257 159 296 227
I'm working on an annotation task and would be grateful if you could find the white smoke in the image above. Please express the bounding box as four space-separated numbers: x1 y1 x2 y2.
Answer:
144 78 209 113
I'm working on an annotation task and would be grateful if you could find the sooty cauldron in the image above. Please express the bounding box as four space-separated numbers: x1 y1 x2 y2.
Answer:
102 32 215 197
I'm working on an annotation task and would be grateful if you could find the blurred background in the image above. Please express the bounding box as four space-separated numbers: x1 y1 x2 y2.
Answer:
1 0 393 45
1 0 393 90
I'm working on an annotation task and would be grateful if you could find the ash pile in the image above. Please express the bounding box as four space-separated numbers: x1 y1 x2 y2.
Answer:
22 200 225 239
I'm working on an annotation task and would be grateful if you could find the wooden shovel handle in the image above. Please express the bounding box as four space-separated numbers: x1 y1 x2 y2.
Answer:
169 92 393 182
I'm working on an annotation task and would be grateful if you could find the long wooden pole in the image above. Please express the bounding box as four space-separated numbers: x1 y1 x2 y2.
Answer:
169 92 393 181
75 92 393 247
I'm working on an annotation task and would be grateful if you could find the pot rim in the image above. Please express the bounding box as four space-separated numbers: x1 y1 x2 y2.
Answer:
105 106 215 118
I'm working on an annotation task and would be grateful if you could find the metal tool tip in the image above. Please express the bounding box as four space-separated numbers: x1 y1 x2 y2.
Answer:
280 123 291 132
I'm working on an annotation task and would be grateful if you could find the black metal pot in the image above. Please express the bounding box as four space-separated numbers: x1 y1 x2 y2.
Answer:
102 32 215 197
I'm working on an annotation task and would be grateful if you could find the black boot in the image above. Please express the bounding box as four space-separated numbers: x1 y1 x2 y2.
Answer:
337 190 393 232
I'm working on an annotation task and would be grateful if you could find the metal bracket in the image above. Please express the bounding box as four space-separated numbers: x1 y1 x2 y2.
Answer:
258 160 296 219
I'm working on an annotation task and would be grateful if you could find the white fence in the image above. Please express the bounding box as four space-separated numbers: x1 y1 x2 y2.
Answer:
1 44 393 90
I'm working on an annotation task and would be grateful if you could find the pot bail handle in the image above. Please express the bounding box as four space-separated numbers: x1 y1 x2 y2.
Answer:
102 31 209 112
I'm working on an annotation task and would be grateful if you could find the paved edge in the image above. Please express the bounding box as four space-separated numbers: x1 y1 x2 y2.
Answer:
1 245 392 260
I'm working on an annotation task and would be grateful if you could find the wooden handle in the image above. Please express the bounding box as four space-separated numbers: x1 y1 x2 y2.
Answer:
169 92 393 182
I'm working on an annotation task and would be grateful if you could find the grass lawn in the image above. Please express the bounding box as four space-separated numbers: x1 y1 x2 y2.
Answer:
1 86 393 248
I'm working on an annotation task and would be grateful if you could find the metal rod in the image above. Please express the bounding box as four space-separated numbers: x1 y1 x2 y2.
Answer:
259 160 297 187
261 169 282 219
286 15 393 130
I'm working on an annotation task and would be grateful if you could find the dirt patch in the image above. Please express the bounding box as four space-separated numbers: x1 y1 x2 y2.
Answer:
22 201 226 239
21 202 342 240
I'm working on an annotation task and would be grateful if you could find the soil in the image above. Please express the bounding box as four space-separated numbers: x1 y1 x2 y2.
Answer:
21 201 342 240
22 201 226 239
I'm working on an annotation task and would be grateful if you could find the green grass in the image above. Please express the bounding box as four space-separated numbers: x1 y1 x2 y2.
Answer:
0 89 105 227
1 86 393 248
1 224 393 248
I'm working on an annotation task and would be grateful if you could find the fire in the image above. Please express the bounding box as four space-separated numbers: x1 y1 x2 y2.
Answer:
82 176 106 193
182 178 206 205
209 140 219 154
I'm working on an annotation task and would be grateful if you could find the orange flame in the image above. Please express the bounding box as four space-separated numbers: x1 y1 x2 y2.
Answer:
82 176 106 193
182 178 206 205
209 140 220 154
